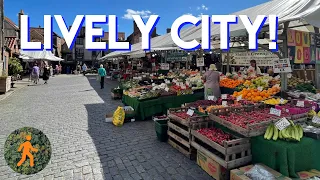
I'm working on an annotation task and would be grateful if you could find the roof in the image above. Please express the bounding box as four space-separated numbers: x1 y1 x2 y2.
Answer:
30 28 62 44
4 37 16 49
4 17 19 30
100 0 320 59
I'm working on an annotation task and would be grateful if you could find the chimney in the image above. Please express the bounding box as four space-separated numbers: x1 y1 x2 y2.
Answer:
166 28 171 33
18 10 24 39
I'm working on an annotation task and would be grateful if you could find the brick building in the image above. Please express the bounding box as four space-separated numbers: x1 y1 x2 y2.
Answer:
126 21 158 45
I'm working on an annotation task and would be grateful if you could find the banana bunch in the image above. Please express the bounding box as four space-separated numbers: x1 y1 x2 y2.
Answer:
264 121 304 141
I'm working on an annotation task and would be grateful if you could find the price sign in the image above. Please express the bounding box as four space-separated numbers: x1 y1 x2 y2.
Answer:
237 95 242 101
221 94 227 99
312 106 316 111
280 98 285 104
160 63 169 70
257 87 263 91
296 101 305 107
270 108 281 116
275 117 291 131
165 87 169 92
208 96 215 101
312 116 320 124
196 57 204 67
222 101 228 107
187 109 194 116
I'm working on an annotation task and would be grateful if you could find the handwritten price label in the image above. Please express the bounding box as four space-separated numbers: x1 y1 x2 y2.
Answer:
221 94 227 99
208 96 215 101
296 101 305 107
312 116 320 124
222 101 228 107
275 117 291 131
270 108 281 117
187 109 194 116
237 95 242 101
165 87 169 92
280 98 285 104
257 87 263 91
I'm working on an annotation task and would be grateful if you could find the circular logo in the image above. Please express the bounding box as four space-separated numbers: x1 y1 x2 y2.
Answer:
4 127 52 175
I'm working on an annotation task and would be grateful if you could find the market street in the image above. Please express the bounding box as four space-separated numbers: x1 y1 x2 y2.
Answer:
0 75 212 180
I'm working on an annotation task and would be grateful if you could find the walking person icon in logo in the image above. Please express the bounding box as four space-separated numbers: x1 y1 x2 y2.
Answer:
17 135 38 167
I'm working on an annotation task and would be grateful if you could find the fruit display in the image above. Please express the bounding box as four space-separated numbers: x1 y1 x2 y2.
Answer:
243 76 271 90
232 86 281 102
263 98 288 105
264 120 303 141
218 113 252 129
258 108 292 118
199 105 226 113
186 100 218 107
172 111 198 119
219 78 243 89
287 91 320 101
197 128 232 145
275 103 311 115
238 111 274 122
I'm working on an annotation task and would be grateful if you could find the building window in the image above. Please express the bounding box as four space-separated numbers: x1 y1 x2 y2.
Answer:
75 48 84 59
76 38 84 45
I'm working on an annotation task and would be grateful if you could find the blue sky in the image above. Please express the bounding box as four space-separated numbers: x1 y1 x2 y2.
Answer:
5 0 269 38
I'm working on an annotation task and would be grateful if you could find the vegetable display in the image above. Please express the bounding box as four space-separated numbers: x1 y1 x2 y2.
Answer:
232 86 280 102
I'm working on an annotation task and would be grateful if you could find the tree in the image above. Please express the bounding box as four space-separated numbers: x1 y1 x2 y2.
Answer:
8 57 23 76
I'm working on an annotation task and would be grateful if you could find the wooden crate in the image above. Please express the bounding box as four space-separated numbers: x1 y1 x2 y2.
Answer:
167 120 196 159
168 107 210 126
209 108 274 137
191 121 251 169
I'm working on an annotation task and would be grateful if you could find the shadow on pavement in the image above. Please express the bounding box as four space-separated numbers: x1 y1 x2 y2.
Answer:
84 74 212 179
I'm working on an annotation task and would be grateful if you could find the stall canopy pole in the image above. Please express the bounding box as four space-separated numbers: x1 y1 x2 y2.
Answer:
281 22 290 93
226 51 230 73
315 27 320 89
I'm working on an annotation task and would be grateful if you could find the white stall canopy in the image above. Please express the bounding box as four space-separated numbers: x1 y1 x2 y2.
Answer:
20 49 64 62
99 0 320 59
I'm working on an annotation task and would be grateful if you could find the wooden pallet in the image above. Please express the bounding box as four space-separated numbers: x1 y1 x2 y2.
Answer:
190 121 252 169
167 119 196 159
167 107 209 127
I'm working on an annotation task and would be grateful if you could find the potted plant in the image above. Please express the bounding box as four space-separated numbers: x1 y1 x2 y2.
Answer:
8 57 23 88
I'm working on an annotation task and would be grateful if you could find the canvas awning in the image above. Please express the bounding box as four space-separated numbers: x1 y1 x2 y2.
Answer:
20 49 64 62
100 0 320 58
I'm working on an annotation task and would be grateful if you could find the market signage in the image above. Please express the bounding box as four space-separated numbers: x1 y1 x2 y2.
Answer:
196 57 205 67
166 50 188 62
160 63 169 70
222 51 278 66
273 58 292 73
287 29 320 64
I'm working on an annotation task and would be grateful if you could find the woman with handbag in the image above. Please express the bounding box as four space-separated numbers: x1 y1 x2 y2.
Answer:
202 64 221 100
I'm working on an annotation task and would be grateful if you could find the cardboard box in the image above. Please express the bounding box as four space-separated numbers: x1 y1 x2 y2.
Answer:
197 150 228 180
230 164 291 180
297 169 320 179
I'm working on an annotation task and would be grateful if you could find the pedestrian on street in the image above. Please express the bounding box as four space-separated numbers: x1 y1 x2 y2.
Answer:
98 64 106 89
43 64 50 84
49 65 53 77
59 64 62 74
82 63 87 76
31 63 39 84
55 65 59 75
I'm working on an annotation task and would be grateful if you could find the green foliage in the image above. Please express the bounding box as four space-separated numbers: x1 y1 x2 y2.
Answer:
8 57 23 76
4 127 51 175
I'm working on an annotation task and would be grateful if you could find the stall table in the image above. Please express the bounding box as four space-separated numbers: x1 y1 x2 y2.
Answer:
251 136 320 178
123 92 204 120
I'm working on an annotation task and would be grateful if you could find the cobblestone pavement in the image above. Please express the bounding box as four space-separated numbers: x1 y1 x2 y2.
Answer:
0 75 212 180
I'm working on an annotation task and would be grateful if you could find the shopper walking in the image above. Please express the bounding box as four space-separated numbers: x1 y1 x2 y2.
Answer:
98 64 106 89
82 63 87 76
49 65 53 77
31 63 40 84
202 64 221 100
43 64 50 84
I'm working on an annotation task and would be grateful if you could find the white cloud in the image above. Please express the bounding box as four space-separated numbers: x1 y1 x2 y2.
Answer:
122 9 152 20
201 4 208 10
196 7 200 10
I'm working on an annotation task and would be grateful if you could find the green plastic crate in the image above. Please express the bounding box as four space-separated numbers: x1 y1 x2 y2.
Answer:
154 119 168 142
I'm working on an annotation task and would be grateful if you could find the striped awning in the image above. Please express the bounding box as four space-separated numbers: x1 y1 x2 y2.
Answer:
5 37 16 49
